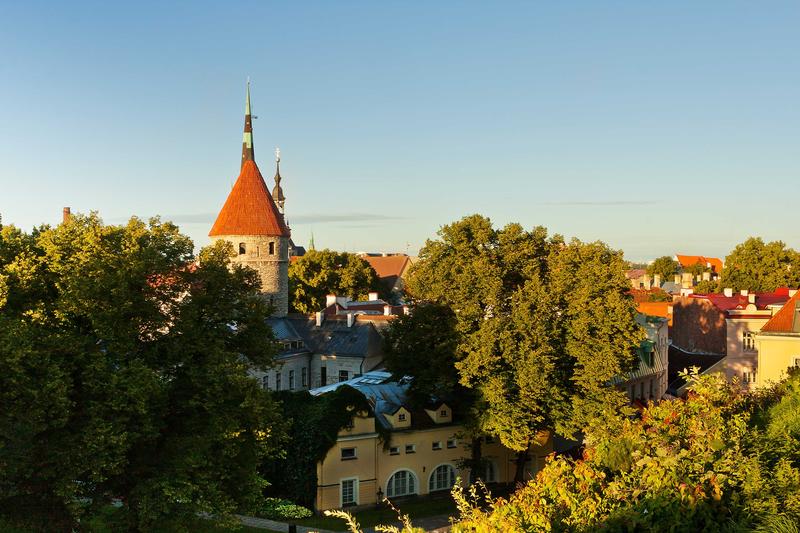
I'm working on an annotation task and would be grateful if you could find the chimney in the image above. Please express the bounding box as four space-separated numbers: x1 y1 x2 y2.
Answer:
368 291 379 301
740 289 749 297
653 274 661 287
748 293 756 304
315 311 324 327
384 305 392 316
674 274 681 284
724 288 733 297
346 313 355 327
326 294 337 307
62 207 71 223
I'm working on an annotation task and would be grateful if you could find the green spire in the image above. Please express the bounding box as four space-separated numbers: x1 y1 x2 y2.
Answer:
309 231 316 251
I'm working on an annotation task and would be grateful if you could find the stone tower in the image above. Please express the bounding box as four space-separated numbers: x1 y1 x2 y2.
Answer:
209 82 291 316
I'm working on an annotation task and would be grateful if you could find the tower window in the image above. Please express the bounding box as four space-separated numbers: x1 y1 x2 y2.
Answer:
269 242 275 255
238 243 246 255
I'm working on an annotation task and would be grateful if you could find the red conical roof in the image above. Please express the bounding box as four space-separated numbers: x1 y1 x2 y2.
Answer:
209 160 290 237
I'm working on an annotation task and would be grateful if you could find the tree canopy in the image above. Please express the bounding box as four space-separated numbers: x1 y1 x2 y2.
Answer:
404 215 644 481
646 255 679 282
288 249 383 314
721 237 800 292
453 370 800 532
0 214 285 532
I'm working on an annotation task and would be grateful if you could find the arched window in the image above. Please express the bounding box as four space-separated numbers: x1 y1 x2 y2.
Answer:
386 470 417 498
429 464 456 492
238 243 246 255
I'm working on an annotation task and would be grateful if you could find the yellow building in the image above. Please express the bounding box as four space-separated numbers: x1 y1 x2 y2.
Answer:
754 291 800 388
310 372 552 510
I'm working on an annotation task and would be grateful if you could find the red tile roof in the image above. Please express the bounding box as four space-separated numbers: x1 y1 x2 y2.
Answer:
689 288 792 313
676 254 723 273
636 301 673 326
209 160 290 237
361 255 411 280
760 291 800 332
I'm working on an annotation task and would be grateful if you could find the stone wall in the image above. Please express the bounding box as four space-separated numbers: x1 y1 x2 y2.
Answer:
212 234 289 317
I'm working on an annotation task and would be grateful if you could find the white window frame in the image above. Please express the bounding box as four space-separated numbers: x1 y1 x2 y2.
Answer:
405 444 416 454
447 438 457 449
388 446 400 456
340 477 359 507
432 441 442 451
429 463 457 492
743 331 756 352
385 469 418 498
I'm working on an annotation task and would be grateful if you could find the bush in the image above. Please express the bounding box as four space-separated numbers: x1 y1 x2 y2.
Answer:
256 498 313 520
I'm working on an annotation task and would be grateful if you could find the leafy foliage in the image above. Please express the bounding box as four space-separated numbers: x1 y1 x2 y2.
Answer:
0 214 285 532
452 370 800 532
721 237 800 292
647 255 679 282
383 303 464 407
255 497 313 520
404 215 644 481
261 386 377 508
288 249 383 313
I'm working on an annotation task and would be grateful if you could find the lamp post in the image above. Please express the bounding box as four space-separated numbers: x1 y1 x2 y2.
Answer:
376 487 384 509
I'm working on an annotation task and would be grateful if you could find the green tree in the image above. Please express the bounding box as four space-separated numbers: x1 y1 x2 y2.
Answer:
452 370 800 532
721 237 800 292
406 215 643 483
382 303 486 482
0 214 285 532
646 255 679 282
288 249 383 314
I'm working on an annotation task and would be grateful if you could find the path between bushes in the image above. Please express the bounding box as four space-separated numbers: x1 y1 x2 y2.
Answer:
235 513 453 533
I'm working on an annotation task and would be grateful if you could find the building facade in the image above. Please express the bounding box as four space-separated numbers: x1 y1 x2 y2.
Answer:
310 372 553 510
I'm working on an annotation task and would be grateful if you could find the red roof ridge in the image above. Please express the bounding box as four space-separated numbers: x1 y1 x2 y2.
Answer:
209 160 290 237
760 290 800 333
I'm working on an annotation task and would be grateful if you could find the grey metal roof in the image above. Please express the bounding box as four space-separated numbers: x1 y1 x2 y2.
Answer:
309 371 411 429
266 318 304 341
288 317 378 358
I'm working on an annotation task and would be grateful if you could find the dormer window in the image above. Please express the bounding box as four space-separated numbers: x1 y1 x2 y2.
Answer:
398 413 406 422
440 409 448 417
238 243 246 255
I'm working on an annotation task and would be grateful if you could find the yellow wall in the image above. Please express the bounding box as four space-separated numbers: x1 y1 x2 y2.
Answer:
315 414 553 510
755 334 800 388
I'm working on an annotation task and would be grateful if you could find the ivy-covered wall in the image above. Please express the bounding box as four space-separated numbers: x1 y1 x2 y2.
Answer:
260 386 373 507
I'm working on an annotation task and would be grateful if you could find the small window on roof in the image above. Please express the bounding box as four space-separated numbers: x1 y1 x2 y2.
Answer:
440 409 448 417
398 413 406 422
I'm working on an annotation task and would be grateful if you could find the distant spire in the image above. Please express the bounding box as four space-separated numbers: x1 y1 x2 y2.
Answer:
272 146 286 214
309 231 316 251
241 80 254 167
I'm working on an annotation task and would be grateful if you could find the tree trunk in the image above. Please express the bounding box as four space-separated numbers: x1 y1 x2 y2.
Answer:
468 436 483 484
513 447 530 486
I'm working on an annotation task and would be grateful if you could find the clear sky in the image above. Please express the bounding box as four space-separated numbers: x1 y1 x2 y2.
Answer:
1 1 798 261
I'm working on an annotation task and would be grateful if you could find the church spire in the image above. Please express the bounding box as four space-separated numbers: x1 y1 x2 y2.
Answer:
272 147 286 214
241 80 254 167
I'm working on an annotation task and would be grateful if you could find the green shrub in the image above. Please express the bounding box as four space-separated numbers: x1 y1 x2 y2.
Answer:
256 498 313 520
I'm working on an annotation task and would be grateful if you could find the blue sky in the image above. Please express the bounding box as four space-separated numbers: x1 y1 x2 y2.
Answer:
1 1 798 261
